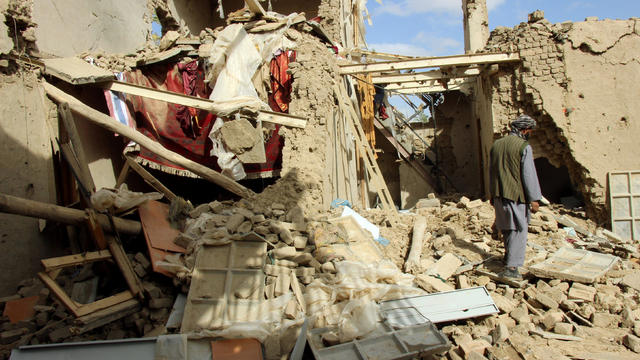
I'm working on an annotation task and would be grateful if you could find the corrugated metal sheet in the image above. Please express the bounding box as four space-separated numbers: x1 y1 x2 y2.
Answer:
380 286 498 325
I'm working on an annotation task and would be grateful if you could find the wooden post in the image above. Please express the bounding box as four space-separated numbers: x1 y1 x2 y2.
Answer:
58 102 96 193
124 155 177 202
43 81 255 199
0 193 141 235
404 216 428 273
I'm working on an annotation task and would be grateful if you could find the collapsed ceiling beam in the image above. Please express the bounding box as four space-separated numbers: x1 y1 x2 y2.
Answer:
100 81 307 129
392 79 475 94
372 67 481 84
44 81 256 199
339 52 519 75
348 49 417 61
384 78 472 91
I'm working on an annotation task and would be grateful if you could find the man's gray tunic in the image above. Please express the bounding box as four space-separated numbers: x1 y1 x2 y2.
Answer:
493 144 542 267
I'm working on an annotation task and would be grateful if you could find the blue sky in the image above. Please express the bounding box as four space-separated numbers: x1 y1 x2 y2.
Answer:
365 0 640 57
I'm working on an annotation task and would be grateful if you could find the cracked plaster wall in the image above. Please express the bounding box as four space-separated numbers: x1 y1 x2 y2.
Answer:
485 17 640 224
32 0 151 57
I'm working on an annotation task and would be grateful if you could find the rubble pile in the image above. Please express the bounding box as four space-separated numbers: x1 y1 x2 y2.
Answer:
0 253 179 354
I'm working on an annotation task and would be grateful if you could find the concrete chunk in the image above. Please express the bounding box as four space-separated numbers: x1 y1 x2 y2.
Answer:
624 334 640 353
427 253 462 280
535 293 559 310
273 246 297 259
491 293 516 313
592 312 619 328
274 274 291 297
542 311 564 330
460 339 491 357
416 273 455 293
554 322 573 335
491 322 510 343
568 283 596 302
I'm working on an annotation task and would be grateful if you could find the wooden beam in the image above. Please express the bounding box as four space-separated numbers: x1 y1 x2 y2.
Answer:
384 78 472 91
339 52 520 75
393 80 474 94
44 81 255 199
0 192 142 235
100 81 306 128
41 250 112 271
71 299 140 335
245 0 266 15
59 103 96 193
107 237 144 300
372 67 481 84
125 155 177 202
349 49 417 61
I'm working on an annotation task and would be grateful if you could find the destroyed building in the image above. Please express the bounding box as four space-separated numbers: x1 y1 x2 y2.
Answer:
1 0 640 359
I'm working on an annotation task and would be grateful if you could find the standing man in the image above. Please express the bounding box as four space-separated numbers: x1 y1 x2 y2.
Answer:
490 114 542 279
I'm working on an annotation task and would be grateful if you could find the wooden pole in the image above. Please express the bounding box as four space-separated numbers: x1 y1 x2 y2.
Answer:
0 193 141 235
43 81 255 199
404 216 428 273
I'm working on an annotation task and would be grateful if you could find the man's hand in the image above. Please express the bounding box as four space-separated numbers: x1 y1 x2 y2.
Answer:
530 201 539 213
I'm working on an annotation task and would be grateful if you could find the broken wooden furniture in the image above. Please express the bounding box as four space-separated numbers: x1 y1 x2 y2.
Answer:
37 242 143 317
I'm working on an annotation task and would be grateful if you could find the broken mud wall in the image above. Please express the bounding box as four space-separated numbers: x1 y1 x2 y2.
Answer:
433 91 482 196
375 128 401 206
251 31 344 217
0 72 63 296
153 0 322 37
32 0 152 57
484 16 640 224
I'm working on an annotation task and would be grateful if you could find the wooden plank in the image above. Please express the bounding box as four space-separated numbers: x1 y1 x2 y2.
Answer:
38 271 80 315
72 299 139 334
245 0 266 15
58 102 96 193
334 83 397 217
0 193 142 235
75 291 134 317
101 81 306 128
58 142 90 198
256 110 307 129
339 52 520 75
42 57 114 85
44 81 255 199
41 250 112 271
372 67 480 84
74 298 139 325
394 82 472 94
350 49 417 61
107 237 144 300
385 78 473 91
125 155 177 202
115 160 131 188
86 209 108 250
